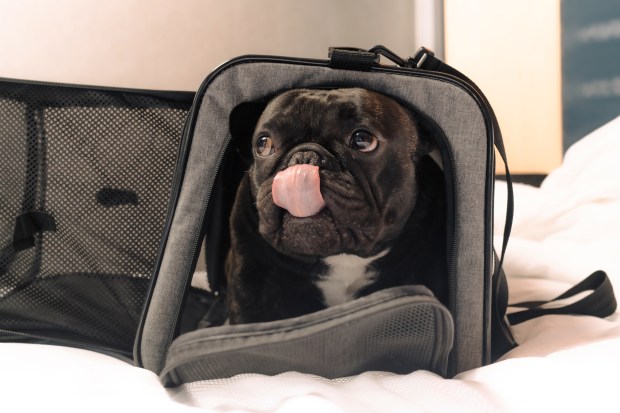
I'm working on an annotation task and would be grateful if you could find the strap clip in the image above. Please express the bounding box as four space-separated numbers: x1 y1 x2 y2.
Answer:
408 47 437 69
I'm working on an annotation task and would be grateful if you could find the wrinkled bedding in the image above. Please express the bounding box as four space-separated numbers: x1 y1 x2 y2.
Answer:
2 116 619 413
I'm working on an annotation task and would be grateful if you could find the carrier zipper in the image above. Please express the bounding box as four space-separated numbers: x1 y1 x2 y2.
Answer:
133 68 221 367
379 100 459 320
162 137 231 359
388 48 501 369
136 58 251 367
410 102 496 374
411 111 459 320
161 86 286 365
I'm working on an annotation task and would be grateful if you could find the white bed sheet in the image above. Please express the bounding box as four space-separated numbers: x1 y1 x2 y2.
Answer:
2 116 620 413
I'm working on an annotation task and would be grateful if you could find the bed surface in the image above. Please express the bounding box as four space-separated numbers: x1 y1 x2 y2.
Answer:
2 116 619 413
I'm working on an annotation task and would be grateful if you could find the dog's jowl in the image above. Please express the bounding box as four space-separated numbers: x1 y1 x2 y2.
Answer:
225 88 447 324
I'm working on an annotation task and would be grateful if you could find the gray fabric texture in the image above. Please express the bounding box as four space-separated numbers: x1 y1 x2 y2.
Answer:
139 61 491 375
161 286 453 386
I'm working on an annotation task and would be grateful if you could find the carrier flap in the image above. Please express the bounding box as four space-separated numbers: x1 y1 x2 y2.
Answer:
161 286 453 386
0 79 193 357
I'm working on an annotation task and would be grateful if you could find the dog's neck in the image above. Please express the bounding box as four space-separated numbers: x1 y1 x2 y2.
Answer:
318 250 388 306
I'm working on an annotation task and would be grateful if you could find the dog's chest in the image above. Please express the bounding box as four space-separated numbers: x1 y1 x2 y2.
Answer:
318 251 386 306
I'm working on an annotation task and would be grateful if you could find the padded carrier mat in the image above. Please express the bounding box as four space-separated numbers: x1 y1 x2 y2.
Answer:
162 286 453 386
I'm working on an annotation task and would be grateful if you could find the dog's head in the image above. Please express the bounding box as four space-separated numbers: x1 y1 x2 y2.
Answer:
230 88 434 258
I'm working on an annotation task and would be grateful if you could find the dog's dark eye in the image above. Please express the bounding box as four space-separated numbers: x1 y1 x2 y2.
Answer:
349 130 378 152
256 135 275 157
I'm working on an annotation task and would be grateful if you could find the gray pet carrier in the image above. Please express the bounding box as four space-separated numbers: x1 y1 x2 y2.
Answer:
2 46 614 386
136 46 516 383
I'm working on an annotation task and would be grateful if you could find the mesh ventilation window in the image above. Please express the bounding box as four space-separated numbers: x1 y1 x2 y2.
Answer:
0 81 192 356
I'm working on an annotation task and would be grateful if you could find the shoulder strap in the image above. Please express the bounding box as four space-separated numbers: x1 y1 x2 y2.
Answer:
399 47 616 338
403 47 515 283
507 270 617 324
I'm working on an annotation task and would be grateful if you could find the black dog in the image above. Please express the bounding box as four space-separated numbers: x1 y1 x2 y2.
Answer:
225 88 447 324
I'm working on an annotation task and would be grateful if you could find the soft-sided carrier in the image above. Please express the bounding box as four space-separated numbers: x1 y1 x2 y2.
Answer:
1 46 615 385
138 46 518 382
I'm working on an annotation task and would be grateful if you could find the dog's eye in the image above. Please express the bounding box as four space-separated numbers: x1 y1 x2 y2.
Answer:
256 136 275 157
349 130 378 152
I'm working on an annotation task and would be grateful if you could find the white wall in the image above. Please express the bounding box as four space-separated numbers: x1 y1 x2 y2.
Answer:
0 0 418 91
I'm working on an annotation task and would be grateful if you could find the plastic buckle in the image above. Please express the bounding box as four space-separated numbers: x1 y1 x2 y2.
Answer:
408 47 436 69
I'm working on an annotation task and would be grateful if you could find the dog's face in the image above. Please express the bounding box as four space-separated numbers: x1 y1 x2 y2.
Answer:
236 88 430 258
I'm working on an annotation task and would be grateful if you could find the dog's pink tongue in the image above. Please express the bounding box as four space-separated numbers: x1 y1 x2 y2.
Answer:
272 164 325 217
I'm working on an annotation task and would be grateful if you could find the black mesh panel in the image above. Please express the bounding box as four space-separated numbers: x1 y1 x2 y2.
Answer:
0 80 192 357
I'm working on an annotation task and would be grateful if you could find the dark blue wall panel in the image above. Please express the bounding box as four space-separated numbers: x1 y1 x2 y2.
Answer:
562 0 620 151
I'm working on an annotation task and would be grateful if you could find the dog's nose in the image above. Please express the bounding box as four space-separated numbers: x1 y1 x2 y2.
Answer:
288 150 321 167
286 143 340 171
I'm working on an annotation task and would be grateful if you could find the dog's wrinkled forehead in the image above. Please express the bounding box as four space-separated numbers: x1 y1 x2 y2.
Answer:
255 88 420 147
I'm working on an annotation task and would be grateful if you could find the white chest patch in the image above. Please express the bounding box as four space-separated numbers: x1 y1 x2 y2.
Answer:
318 250 388 307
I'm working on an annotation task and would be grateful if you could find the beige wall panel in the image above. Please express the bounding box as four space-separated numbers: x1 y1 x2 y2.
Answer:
444 0 563 174
0 0 416 91
1 0 562 174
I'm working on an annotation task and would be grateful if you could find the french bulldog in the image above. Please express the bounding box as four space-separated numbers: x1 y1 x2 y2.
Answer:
225 88 447 324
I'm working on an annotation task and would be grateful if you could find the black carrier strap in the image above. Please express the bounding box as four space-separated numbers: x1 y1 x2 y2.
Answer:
405 47 616 325
508 270 617 324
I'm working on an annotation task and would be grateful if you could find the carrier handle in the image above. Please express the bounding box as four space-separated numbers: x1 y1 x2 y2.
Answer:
328 47 380 71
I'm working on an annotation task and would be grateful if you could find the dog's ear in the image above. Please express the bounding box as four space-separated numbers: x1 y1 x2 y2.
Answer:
414 118 445 170
229 101 268 166
415 119 437 156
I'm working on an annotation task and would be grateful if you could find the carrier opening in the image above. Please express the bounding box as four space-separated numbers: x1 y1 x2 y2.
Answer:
179 88 453 334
